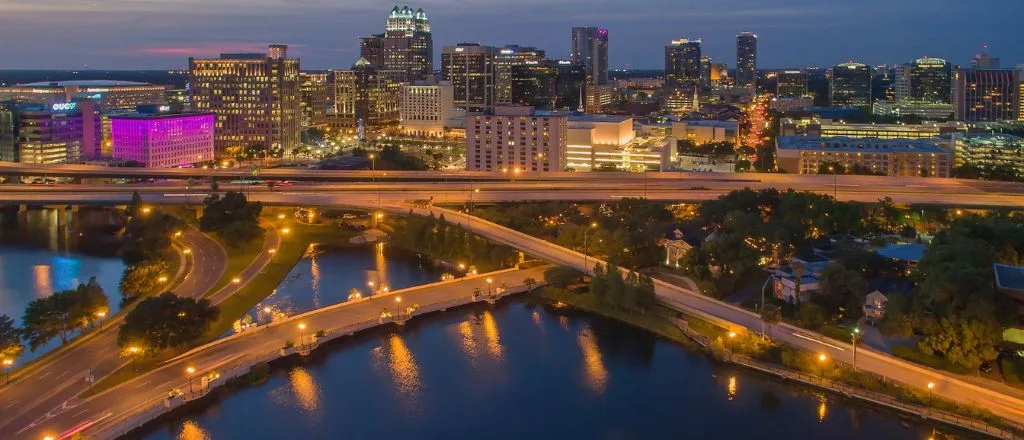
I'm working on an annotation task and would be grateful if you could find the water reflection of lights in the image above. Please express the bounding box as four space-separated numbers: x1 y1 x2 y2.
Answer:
310 256 322 309
817 397 828 422
289 367 321 413
577 327 608 393
727 376 737 400
373 334 422 403
482 310 504 360
177 420 212 440
558 315 570 331
531 310 543 329
32 265 52 298
373 242 389 289
456 321 480 364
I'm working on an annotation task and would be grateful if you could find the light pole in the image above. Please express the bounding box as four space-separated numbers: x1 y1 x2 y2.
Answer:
369 153 380 211
583 222 598 271
817 353 828 379
486 278 493 297
2 358 12 384
298 323 307 349
828 165 837 200
95 310 107 333
851 327 860 369
727 331 737 357
759 276 772 340
467 187 480 233
128 346 140 372
368 281 376 295
927 381 935 403
186 366 196 396
394 296 403 320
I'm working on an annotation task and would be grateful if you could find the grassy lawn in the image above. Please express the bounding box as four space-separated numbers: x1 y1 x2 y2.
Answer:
203 220 354 339
535 287 692 345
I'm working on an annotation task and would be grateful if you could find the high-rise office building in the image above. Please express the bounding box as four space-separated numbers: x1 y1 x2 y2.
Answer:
358 6 433 82
299 72 330 129
189 44 301 156
441 44 496 112
571 27 609 85
465 105 567 172
894 64 912 102
699 56 712 90
736 32 758 89
665 39 702 89
332 58 403 136
954 68 1020 122
494 46 546 106
972 47 1001 69
510 61 556 109
0 81 167 112
830 62 872 108
399 79 458 137
553 60 587 110
776 70 808 97
910 58 952 104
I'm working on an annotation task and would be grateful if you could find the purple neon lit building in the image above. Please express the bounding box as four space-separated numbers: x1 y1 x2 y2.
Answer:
110 110 215 168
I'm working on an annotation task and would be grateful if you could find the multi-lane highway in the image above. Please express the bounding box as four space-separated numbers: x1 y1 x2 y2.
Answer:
2 174 1024 208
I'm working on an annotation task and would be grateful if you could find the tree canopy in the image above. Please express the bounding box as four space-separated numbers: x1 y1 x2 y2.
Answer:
119 260 170 305
0 315 23 362
118 293 219 351
21 278 108 351
200 191 264 247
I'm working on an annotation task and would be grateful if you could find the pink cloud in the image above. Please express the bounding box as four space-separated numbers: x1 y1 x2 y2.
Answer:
133 42 305 57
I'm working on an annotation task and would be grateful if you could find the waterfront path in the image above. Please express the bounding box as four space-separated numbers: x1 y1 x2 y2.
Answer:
14 266 545 440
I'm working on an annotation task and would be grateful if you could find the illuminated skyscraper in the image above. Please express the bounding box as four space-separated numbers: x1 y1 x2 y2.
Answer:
189 44 300 157
665 39 702 89
909 58 952 104
441 44 496 112
830 62 872 108
359 6 433 82
699 56 712 90
299 72 329 129
331 58 402 136
954 68 1020 122
776 70 808 97
736 32 758 89
571 27 609 85
494 46 546 106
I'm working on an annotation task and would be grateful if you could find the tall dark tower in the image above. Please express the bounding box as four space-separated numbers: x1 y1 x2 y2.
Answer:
571 27 609 85
736 32 758 90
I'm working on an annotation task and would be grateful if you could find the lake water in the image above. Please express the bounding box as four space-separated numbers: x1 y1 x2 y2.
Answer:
233 244 442 331
140 301 952 440
0 207 125 365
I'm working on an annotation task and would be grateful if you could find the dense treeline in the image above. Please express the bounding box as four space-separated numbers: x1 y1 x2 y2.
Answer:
200 191 264 247
389 212 519 270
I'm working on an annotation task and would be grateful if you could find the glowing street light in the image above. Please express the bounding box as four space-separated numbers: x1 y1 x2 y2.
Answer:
817 353 828 378
186 366 196 395
2 358 13 384
927 381 936 403
851 327 861 369
281 227 291 234
394 296 403 319
174 231 183 238
141 207 151 215
95 310 107 333
157 275 168 283
127 346 141 371
183 248 192 255
278 213 286 220
268 248 277 255
486 278 494 296
231 277 242 284
298 322 307 348
583 221 599 270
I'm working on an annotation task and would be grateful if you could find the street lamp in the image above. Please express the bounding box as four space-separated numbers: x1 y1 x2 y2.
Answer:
268 248 277 256
95 310 107 333
186 366 196 395
368 281 376 294
851 327 860 369
828 165 838 200
394 296 402 319
183 248 192 255
128 346 141 372
727 331 737 356
817 353 828 378
298 323 307 349
2 358 12 384
583 221 599 271
927 381 935 403
486 278 493 297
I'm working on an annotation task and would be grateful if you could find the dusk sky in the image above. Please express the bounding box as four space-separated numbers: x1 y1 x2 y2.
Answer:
1 0 1021 71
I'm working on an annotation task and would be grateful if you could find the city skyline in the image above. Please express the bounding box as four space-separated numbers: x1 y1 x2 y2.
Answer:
1 0 1022 71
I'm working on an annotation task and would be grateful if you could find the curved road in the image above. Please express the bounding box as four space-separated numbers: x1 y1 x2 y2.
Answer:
0 228 227 438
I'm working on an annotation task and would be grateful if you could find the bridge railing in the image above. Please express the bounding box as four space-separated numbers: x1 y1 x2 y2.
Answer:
87 281 539 440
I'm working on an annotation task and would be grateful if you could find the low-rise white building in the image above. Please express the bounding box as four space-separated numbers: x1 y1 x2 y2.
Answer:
399 80 461 138
465 105 567 172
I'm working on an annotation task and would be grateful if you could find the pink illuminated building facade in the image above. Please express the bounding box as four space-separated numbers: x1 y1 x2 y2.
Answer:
110 111 215 167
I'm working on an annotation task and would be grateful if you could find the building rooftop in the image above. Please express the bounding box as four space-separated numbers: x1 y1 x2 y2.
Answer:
567 114 632 124
19 80 152 87
674 119 738 128
875 243 927 262
109 111 214 120
994 264 1024 291
777 136 948 154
